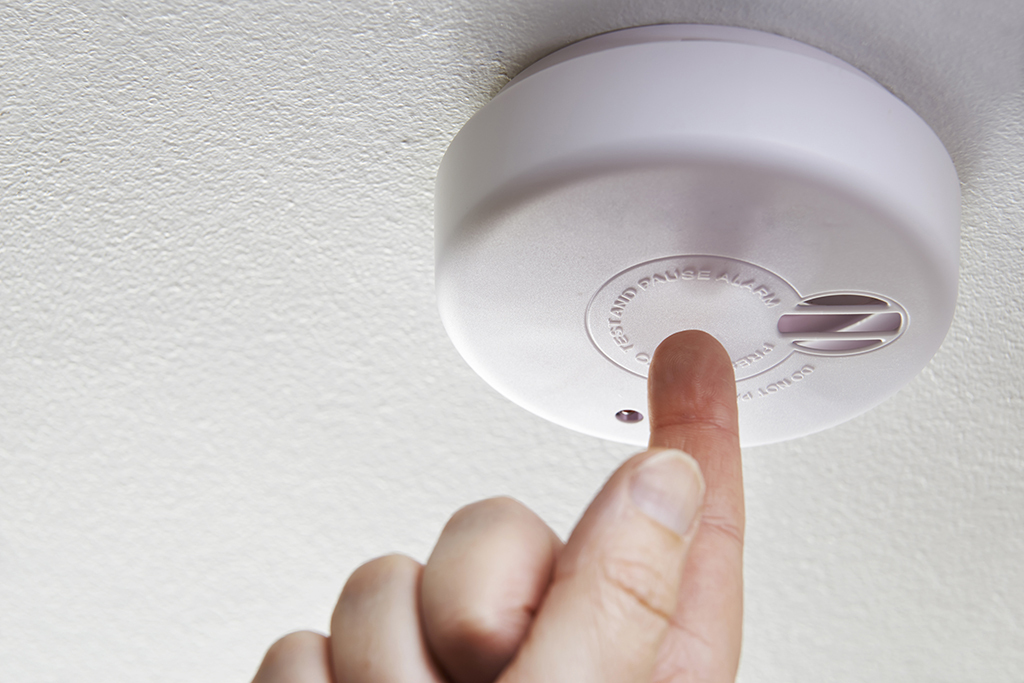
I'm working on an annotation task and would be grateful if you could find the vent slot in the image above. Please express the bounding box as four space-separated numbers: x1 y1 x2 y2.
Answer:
803 294 888 307
779 295 902 353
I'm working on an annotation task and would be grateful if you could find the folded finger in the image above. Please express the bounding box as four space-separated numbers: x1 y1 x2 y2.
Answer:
421 497 563 683
330 554 448 683
251 630 333 683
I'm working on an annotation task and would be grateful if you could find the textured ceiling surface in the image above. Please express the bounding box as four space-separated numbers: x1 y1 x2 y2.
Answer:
1 1 1022 681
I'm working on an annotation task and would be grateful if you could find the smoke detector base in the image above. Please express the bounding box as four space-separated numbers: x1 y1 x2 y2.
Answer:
435 25 960 447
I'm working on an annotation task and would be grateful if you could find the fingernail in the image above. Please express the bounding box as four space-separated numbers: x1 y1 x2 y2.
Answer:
629 450 705 536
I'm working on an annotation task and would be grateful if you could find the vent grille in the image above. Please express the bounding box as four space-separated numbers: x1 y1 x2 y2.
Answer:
778 294 903 354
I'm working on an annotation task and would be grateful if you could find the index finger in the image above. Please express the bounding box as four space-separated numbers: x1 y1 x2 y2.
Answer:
648 330 743 532
646 330 744 681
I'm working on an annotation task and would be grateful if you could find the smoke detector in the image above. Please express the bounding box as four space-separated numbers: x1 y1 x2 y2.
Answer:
435 25 960 447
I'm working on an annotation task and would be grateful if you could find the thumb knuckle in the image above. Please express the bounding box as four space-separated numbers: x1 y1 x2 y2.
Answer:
597 556 677 627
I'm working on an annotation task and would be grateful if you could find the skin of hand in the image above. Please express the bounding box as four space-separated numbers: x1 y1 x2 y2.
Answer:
252 330 744 683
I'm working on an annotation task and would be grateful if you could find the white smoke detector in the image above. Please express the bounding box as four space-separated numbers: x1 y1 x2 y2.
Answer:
435 25 960 447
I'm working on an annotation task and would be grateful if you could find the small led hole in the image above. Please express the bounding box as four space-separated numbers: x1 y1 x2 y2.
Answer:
616 409 644 423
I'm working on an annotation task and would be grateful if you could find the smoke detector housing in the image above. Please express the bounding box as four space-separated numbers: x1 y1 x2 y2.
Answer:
435 25 960 447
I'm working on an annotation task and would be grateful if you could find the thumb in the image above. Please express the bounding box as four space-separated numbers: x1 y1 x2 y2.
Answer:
499 448 706 683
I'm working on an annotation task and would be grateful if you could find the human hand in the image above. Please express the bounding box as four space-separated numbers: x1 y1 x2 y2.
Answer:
252 330 744 683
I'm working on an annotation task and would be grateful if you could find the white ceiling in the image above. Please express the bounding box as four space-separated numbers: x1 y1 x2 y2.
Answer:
1 1 1022 681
